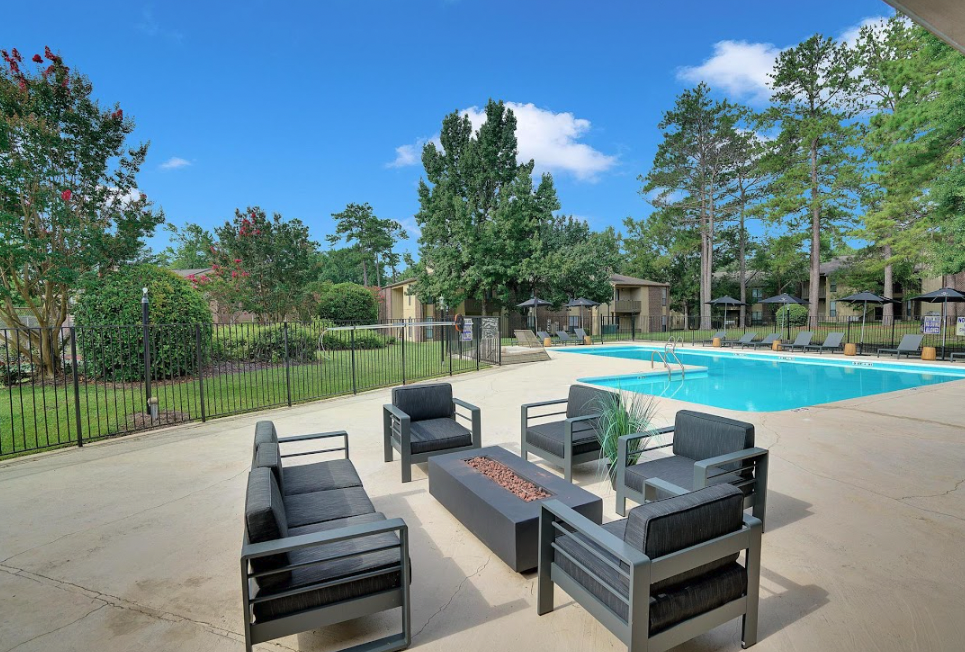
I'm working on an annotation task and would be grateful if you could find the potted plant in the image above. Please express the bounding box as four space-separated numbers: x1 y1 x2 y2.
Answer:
595 390 658 487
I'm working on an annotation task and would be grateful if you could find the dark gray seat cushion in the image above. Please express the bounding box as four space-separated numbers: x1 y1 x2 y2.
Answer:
672 411 754 475
392 383 453 422
567 385 612 419
283 487 375 528
245 467 291 590
253 443 362 496
253 512 403 622
253 420 278 459
554 517 747 633
403 418 472 454
526 421 601 458
624 455 749 499
624 484 745 592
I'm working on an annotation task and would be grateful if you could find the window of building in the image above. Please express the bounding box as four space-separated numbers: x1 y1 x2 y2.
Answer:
829 300 837 318
751 288 762 303
751 310 763 324
830 277 837 292
661 288 667 306
568 315 580 328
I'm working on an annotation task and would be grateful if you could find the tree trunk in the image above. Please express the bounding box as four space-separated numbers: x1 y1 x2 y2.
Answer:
808 140 821 330
361 258 369 287
699 190 712 331
739 206 747 328
882 244 894 321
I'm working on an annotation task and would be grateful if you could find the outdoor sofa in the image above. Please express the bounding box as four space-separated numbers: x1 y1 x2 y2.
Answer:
537 483 762 651
243 421 411 652
615 410 769 530
778 331 813 352
701 331 727 346
521 384 610 482
877 334 925 359
803 331 844 354
383 383 481 483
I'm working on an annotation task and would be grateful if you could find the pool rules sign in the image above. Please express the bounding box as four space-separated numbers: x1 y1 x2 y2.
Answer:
461 320 473 342
957 317 965 337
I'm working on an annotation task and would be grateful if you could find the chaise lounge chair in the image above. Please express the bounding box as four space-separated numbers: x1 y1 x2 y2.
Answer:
574 327 592 344
536 330 554 345
778 331 813 352
537 483 762 651
514 330 545 348
803 331 844 354
556 330 577 345
951 352 965 362
746 333 780 349
723 332 757 347
877 334 925 359
701 330 727 346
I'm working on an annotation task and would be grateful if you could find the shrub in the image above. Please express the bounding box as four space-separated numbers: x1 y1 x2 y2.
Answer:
249 324 318 363
777 304 809 328
73 265 212 380
322 329 390 350
316 282 379 323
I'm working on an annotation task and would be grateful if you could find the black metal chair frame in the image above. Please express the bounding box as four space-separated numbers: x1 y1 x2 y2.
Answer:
383 396 481 483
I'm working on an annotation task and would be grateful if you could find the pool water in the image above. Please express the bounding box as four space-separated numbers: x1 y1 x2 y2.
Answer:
562 346 965 412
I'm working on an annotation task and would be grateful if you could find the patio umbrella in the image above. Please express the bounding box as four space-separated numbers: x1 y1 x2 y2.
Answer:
517 296 552 330
838 291 897 354
706 296 747 330
909 287 965 359
566 297 600 331
760 293 807 341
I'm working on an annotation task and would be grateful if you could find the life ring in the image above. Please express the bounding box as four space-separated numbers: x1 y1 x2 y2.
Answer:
453 313 464 332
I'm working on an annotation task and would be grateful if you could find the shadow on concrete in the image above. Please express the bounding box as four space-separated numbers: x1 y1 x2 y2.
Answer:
757 565 829 641
761 490 814 532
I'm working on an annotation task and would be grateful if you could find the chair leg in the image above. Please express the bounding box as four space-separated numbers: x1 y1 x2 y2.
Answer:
401 449 412 483
536 511 555 616
615 490 627 517
383 411 393 463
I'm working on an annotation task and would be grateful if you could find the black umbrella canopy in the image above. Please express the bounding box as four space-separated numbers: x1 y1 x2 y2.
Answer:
706 296 747 306
517 296 552 308
838 291 896 304
566 297 600 308
760 293 807 305
910 287 965 302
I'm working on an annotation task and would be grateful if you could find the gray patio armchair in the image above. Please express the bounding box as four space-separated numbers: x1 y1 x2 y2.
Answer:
521 384 610 482
747 333 780 349
556 330 577 345
537 484 762 651
241 467 411 652
723 332 756 347
803 331 844 354
615 410 769 530
778 331 813 352
877 334 925 359
701 331 727 346
383 383 481 483
252 421 362 495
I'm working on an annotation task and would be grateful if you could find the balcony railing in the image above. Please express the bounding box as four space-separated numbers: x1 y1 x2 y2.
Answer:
614 300 641 313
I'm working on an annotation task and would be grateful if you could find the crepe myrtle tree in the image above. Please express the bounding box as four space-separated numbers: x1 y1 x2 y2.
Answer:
0 46 163 376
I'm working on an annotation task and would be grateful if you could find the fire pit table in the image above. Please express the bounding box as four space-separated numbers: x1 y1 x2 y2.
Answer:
428 445 603 572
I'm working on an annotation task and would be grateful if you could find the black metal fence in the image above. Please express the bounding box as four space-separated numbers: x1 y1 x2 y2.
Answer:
0 318 499 458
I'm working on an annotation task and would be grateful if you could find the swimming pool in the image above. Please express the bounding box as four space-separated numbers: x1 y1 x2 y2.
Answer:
561 346 965 411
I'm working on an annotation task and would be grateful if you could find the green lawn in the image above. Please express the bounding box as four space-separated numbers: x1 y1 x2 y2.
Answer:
1 340 486 458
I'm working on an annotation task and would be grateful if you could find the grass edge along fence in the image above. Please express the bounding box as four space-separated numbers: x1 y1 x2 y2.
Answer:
0 318 499 459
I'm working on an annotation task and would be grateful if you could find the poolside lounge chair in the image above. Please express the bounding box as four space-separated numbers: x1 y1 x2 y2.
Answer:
574 327 592 344
951 352 965 362
778 331 813 352
877 334 924 359
383 383 481 483
514 330 545 348
536 330 555 345
556 330 577 346
615 409 769 530
701 331 727 347
538 484 762 651
723 332 757 347
803 332 844 354
746 333 780 349
521 385 609 482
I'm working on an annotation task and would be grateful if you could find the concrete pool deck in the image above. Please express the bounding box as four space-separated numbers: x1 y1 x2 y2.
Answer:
1 343 964 651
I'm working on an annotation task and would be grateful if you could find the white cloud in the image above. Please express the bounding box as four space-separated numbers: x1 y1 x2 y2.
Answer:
398 217 422 239
677 40 781 104
159 156 191 170
840 16 889 46
389 102 616 181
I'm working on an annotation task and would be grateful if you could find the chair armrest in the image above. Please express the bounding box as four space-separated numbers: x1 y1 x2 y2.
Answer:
277 430 350 459
522 398 569 425
243 518 408 561
617 426 675 464
522 398 568 410
382 404 410 422
453 398 481 445
694 447 769 486
541 500 648 565
452 397 479 412
643 477 689 499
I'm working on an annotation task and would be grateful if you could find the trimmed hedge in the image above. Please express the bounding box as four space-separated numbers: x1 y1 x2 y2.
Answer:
777 304 809 328
316 282 379 323
73 265 212 380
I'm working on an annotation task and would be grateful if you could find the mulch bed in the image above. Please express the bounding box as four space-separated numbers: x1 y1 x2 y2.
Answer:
465 456 551 502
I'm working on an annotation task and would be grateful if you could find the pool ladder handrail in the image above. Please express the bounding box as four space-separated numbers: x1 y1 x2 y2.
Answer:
649 337 686 381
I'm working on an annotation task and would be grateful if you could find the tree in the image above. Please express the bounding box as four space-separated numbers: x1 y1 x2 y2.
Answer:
0 46 163 375
622 213 700 320
314 248 367 285
328 203 407 287
159 222 216 270
315 282 379 323
763 35 862 323
212 207 317 321
641 84 741 329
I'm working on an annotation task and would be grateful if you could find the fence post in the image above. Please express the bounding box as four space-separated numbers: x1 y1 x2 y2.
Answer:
283 323 292 407
476 318 480 371
70 327 83 447
846 319 852 344
350 328 357 394
631 315 636 341
401 323 406 385
195 325 206 422
448 326 453 376
890 318 896 348
141 288 151 415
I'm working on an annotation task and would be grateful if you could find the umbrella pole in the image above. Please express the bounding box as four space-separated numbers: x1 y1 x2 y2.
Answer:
942 298 947 359
860 300 867 355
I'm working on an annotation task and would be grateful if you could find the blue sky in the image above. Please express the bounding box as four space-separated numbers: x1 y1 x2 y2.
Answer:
4 0 892 258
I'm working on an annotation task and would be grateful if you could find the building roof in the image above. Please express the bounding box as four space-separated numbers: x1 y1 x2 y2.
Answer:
818 256 853 276
382 277 417 289
171 267 212 278
609 273 669 287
